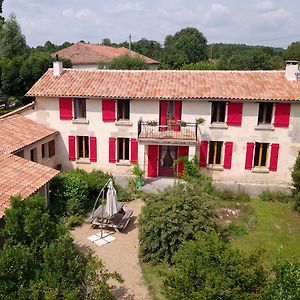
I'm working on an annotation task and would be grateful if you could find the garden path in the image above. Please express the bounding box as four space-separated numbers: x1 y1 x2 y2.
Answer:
71 199 151 300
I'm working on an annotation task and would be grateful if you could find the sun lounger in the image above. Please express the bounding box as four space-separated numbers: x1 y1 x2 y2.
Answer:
92 210 133 232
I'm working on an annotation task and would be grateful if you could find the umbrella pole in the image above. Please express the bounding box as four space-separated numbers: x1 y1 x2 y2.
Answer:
101 178 112 239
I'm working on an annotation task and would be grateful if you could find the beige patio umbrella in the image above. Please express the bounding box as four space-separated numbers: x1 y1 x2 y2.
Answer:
105 180 118 218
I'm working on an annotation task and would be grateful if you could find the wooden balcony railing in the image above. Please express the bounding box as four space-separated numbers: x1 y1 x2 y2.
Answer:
138 121 198 142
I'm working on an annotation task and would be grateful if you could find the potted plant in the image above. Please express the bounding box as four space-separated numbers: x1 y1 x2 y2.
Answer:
132 163 145 189
196 117 205 125
176 120 187 127
147 120 157 126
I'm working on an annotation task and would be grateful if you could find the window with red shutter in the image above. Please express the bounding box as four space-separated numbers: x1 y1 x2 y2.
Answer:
177 146 189 175
90 137 97 162
148 145 158 177
160 101 167 128
130 138 138 163
274 103 291 128
223 142 233 169
269 144 279 171
227 103 243 126
59 98 72 120
245 142 254 170
109 137 116 163
174 101 182 131
102 99 116 122
199 141 208 167
68 136 76 161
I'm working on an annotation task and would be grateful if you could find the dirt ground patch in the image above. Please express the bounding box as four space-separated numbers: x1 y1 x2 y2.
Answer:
71 199 151 300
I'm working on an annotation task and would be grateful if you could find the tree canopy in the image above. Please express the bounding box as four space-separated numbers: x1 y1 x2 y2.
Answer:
285 42 300 62
100 54 149 70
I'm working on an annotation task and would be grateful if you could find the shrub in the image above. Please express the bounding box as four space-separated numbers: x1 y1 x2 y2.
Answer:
139 181 218 264
266 259 300 299
292 151 300 194
259 190 290 203
214 188 250 202
163 232 268 300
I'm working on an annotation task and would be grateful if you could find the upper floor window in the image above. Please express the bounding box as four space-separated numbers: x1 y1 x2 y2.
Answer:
42 143 47 159
254 142 269 168
77 136 89 159
211 102 226 123
74 98 86 119
30 148 37 162
208 141 223 165
117 100 130 120
258 103 273 125
117 137 129 161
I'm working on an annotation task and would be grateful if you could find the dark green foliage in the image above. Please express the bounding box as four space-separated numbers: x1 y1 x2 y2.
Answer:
163 232 268 300
139 181 218 264
0 195 121 299
174 155 200 179
266 260 300 299
259 190 290 203
102 54 149 70
162 27 208 69
292 152 300 211
214 188 250 202
0 13 28 59
34 40 73 53
285 42 300 61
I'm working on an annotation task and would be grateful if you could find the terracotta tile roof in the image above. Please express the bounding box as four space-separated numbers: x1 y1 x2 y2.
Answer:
27 69 300 102
0 154 59 218
0 114 58 155
53 42 159 65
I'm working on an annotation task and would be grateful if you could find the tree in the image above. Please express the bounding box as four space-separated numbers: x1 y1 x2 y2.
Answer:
101 38 112 46
162 27 208 69
285 42 300 62
163 232 268 300
0 13 28 59
130 38 162 60
0 0 4 21
101 54 149 70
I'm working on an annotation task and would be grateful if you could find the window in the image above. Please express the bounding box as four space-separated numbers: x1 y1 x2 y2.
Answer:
254 142 269 167
30 148 37 162
74 98 86 119
42 143 47 159
117 100 130 120
208 141 223 165
258 103 273 125
211 102 226 123
77 136 89 159
48 140 55 157
166 101 175 120
117 138 129 161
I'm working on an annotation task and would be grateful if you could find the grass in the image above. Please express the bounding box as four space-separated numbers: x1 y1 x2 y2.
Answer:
232 198 300 265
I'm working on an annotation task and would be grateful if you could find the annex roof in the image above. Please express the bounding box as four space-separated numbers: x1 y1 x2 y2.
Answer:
53 42 159 65
0 114 58 155
0 154 59 218
26 69 300 102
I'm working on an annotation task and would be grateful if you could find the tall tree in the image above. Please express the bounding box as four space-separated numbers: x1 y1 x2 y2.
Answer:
101 54 149 70
162 27 208 69
285 42 300 62
0 0 4 21
0 13 28 59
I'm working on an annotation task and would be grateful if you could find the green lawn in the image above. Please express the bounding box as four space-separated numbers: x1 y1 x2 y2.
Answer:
142 198 300 299
232 198 300 265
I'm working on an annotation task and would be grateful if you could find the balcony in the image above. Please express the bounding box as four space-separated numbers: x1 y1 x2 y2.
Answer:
138 120 198 145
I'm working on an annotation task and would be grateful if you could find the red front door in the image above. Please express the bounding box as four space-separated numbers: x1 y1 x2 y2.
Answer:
159 145 177 177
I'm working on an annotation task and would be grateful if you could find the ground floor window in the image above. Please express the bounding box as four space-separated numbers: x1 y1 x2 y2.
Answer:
48 140 55 157
77 136 89 159
254 142 269 167
117 138 129 161
208 141 223 165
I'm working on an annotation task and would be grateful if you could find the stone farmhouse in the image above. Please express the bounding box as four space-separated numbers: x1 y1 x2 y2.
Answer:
22 60 300 185
53 41 160 70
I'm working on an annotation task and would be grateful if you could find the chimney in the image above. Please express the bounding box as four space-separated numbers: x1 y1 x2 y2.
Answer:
53 55 63 76
285 60 299 81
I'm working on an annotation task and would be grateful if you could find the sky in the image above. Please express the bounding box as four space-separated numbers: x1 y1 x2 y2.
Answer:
3 0 300 48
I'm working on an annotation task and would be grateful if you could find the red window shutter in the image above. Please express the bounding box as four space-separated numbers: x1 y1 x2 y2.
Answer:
223 142 233 169
90 137 97 162
178 146 189 175
274 103 291 127
59 97 72 120
102 99 116 122
227 102 243 126
148 145 158 177
269 143 279 172
174 101 182 132
199 141 208 168
109 137 116 163
68 136 76 161
245 142 254 170
160 101 167 125
130 138 138 163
